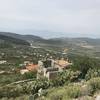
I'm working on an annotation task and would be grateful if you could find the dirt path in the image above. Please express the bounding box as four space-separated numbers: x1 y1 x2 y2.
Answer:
0 79 34 88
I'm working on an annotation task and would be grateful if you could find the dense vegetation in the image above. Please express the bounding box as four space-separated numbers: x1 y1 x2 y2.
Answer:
0 55 100 100
0 34 30 46
0 33 100 100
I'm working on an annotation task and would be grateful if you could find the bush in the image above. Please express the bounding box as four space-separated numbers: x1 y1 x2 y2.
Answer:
0 82 33 98
49 70 81 88
44 84 82 100
0 86 21 98
22 71 37 79
31 78 50 94
50 94 63 100
71 56 100 78
85 69 100 80
87 77 100 95
66 85 81 98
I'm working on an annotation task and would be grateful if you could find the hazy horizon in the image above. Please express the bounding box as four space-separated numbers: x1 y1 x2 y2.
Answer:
0 31 100 39
0 0 100 38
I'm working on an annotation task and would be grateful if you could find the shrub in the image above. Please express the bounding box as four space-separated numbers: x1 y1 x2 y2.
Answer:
87 77 100 95
44 84 81 100
31 78 50 94
50 94 63 100
71 56 100 78
0 86 21 98
66 85 81 98
0 83 33 98
22 71 37 79
85 69 100 80
49 70 81 88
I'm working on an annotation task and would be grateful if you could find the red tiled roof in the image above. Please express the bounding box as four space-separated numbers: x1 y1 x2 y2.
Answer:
26 64 38 71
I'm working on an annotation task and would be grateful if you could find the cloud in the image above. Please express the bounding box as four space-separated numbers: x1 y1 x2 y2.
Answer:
0 0 100 38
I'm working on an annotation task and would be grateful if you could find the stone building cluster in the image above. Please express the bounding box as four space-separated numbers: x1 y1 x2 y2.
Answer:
20 57 72 80
37 58 72 80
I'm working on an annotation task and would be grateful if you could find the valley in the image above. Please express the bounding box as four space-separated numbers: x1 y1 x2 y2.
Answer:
0 32 100 100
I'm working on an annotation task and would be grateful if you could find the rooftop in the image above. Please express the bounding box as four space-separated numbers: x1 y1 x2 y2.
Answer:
26 64 38 71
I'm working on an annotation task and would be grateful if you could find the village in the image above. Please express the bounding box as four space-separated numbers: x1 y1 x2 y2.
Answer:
20 56 72 80
0 43 73 80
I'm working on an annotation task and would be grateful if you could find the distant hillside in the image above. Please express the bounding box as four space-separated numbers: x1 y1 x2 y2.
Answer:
0 34 30 46
49 37 100 46
0 32 100 47
0 32 100 58
0 32 63 46
75 38 100 45
0 32 43 42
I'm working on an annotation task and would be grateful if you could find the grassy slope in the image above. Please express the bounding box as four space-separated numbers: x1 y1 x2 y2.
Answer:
38 77 100 100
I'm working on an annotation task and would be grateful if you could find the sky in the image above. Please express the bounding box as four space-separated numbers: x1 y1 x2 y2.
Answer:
0 0 100 38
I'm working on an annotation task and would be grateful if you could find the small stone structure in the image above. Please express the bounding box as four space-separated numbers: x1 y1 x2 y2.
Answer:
46 71 59 80
37 58 72 80
37 59 58 80
43 67 59 80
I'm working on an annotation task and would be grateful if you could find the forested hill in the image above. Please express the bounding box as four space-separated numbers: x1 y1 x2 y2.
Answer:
0 32 43 42
1 32 100 46
0 34 30 46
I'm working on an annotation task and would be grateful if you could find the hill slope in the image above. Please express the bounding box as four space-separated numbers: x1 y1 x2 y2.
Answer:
1 32 100 47
0 34 30 46
0 32 43 42
1 32 100 58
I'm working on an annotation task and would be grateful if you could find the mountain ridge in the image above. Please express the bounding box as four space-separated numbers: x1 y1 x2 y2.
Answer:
0 32 100 46
0 34 30 46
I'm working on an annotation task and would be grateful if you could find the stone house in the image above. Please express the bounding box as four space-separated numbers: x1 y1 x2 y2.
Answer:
37 58 72 80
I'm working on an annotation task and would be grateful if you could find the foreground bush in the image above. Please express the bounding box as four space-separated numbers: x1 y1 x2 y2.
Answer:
39 78 100 100
22 71 37 79
44 84 81 100
0 69 81 99
65 85 81 98
1 77 100 99
32 78 49 94
0 82 33 98
85 69 100 80
87 77 100 95
50 69 81 87
71 56 100 78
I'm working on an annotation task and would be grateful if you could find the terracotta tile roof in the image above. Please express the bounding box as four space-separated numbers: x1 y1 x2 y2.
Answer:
55 60 70 67
26 64 38 71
